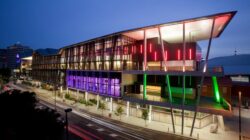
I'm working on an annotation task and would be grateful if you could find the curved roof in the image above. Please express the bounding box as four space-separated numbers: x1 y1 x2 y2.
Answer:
208 54 250 75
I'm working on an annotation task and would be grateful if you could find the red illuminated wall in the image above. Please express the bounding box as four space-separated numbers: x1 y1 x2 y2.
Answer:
129 38 197 62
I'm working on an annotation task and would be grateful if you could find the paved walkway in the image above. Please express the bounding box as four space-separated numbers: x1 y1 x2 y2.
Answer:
10 83 250 140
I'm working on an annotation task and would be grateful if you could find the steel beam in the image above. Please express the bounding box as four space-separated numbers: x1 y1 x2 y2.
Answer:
158 26 175 133
190 18 215 136
181 22 186 135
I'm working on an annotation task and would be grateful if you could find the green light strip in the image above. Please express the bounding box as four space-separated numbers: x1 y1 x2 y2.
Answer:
166 75 172 102
212 76 221 103
143 74 147 100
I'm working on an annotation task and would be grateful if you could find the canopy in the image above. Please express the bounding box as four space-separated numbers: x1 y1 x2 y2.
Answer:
122 11 236 43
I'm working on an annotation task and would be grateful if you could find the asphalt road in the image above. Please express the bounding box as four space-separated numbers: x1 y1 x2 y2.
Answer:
10 82 194 140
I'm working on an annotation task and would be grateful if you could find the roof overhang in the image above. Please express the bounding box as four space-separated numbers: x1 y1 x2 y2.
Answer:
122 11 236 43
62 11 236 49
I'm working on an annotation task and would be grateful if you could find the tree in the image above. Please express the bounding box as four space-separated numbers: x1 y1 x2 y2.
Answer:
142 109 149 127
0 90 64 140
0 68 11 90
98 102 106 115
115 106 124 120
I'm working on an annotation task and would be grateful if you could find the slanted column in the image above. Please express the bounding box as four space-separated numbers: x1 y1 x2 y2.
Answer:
110 97 113 112
149 105 152 122
126 101 130 117
143 29 147 100
181 22 186 135
190 18 216 136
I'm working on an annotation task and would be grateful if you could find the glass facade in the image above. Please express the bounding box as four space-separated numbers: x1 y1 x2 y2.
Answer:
66 70 121 98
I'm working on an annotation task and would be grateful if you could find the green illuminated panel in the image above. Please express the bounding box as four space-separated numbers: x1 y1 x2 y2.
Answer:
212 76 221 103
143 74 147 100
166 75 172 102
166 87 193 94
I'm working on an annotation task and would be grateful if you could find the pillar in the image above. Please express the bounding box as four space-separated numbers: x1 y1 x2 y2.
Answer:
60 86 63 93
149 105 152 122
110 97 113 112
126 101 130 117
85 91 88 101
217 115 225 130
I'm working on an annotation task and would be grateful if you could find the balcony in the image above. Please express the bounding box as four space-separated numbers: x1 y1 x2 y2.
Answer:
122 93 232 116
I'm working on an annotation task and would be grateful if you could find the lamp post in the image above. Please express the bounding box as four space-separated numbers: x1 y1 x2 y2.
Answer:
65 108 72 140
54 84 57 110
239 91 242 140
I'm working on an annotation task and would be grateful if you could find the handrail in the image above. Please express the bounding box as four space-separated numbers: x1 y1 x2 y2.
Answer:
223 98 232 111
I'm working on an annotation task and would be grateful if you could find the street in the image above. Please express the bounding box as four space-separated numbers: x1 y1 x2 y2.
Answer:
10 83 194 140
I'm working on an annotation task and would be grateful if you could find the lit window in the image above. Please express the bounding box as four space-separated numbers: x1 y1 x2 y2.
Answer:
177 49 181 60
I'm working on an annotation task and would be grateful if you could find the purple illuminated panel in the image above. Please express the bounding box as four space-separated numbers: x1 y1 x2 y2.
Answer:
66 70 121 98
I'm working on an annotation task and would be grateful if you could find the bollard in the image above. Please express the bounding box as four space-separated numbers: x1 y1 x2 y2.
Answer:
168 127 169 133
197 133 199 140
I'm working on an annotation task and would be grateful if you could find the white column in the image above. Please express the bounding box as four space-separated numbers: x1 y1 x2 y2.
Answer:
60 86 63 93
85 92 88 101
110 97 113 112
76 90 79 100
126 101 130 117
66 87 69 94
149 105 152 122
96 94 100 109
217 115 225 130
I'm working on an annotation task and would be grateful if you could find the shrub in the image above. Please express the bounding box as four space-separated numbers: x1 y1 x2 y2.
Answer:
78 99 86 104
98 102 106 115
89 99 97 105
142 109 149 126
115 106 124 120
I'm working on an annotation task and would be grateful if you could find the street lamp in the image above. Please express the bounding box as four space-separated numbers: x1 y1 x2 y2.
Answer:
239 91 242 140
54 84 58 110
65 108 72 140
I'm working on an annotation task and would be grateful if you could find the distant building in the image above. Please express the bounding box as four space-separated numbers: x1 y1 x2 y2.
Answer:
21 56 32 77
32 48 60 84
208 54 250 99
0 49 7 68
6 43 33 72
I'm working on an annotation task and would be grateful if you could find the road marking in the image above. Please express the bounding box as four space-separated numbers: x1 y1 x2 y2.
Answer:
15 84 144 140
97 128 104 132
110 133 118 137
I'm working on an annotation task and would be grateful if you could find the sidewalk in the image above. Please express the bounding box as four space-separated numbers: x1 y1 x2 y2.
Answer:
11 83 245 140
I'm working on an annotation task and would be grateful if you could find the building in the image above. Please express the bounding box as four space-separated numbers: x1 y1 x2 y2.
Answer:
6 43 33 72
32 48 62 85
208 54 250 102
0 49 7 68
32 11 236 135
20 56 32 77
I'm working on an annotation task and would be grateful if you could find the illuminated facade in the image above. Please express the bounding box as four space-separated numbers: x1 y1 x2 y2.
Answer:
32 11 236 135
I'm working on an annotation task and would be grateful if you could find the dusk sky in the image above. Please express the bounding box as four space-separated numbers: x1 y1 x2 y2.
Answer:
0 0 249 58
